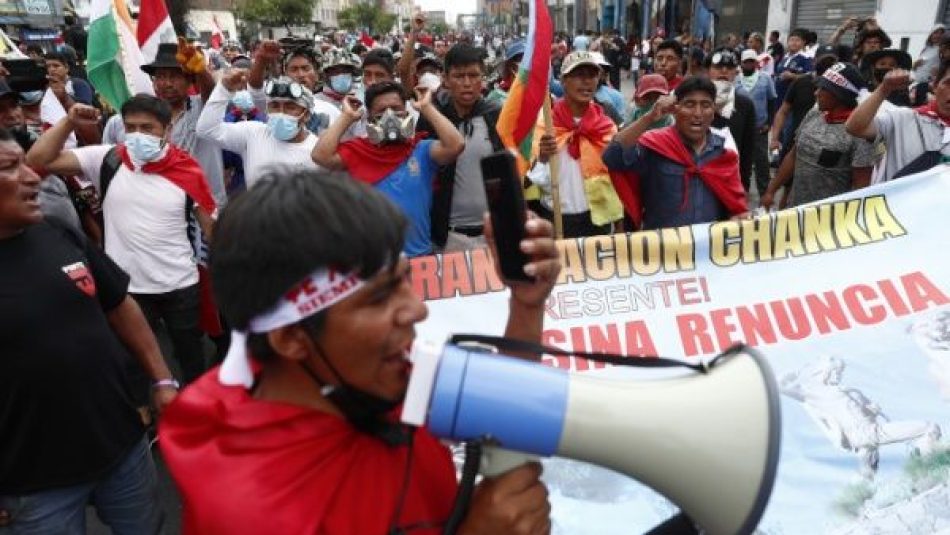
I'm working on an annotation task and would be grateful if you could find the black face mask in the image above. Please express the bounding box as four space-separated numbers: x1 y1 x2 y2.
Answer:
302 346 411 446
873 68 891 83
741 67 756 76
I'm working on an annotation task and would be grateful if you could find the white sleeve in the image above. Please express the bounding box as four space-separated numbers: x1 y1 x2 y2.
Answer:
526 161 551 189
72 144 115 191
102 115 125 144
248 85 267 112
195 82 252 154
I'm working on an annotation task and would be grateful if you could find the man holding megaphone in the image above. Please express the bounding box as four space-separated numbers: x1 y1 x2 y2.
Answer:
158 167 562 534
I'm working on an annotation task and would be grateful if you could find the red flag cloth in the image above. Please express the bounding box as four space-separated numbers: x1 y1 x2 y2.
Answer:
915 101 950 127
360 31 375 48
610 126 747 226
116 143 216 214
196 265 222 336
822 108 854 124
159 369 457 535
337 134 426 185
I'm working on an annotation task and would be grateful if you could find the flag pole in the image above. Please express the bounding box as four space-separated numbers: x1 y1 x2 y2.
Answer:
542 92 563 240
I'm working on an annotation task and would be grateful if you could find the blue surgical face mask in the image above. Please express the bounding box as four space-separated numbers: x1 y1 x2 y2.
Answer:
125 132 164 163
267 113 300 141
232 90 255 112
329 73 354 94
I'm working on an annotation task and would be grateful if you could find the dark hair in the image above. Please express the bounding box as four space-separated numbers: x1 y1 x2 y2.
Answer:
283 47 319 69
770 30 780 39
25 44 43 56
120 94 173 126
351 43 368 55
674 76 716 102
44 51 71 69
789 28 809 41
444 44 487 73
805 31 818 46
362 48 395 75
655 39 684 58
210 169 406 356
364 81 407 110
858 29 892 48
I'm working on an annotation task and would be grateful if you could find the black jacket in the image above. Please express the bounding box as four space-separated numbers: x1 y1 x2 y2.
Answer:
416 92 505 247
713 91 757 188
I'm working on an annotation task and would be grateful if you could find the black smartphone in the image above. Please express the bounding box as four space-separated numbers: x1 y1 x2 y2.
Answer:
480 151 533 282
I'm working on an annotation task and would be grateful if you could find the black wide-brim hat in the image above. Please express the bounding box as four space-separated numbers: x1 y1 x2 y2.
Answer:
141 43 184 75
860 48 913 71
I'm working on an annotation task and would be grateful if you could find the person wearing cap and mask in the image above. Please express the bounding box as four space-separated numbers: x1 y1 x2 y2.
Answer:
706 48 757 192
847 61 950 182
218 71 266 197
158 167 559 534
761 62 874 209
197 72 321 190
312 83 463 257
314 49 362 109
486 39 525 104
861 48 913 107
604 76 748 230
739 48 778 196
28 95 217 396
529 51 625 238
247 42 337 134
410 52 445 98
625 73 673 130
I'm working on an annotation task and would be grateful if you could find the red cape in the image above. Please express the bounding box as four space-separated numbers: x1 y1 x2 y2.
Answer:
337 134 427 185
116 143 216 214
610 126 747 226
915 101 950 127
159 369 456 535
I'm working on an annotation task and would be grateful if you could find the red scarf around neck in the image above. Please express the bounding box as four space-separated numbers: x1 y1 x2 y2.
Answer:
610 126 747 226
915 101 950 126
552 98 615 160
822 108 854 124
116 143 215 213
337 133 427 185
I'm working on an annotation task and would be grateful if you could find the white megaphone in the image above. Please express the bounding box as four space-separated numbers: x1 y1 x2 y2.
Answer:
401 340 781 535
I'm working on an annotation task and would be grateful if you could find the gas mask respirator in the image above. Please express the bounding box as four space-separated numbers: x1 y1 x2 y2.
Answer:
366 108 416 145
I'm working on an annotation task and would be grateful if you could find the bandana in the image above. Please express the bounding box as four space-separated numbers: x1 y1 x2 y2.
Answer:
822 108 854 124
219 268 366 388
915 101 950 127
337 133 427 185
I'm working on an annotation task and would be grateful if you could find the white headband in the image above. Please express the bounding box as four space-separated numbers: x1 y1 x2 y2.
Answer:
218 268 366 388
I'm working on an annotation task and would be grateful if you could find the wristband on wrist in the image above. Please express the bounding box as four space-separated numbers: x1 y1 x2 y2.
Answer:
153 378 180 390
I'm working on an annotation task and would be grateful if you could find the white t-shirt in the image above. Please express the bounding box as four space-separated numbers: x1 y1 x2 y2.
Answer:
73 144 199 294
527 144 589 215
197 83 322 188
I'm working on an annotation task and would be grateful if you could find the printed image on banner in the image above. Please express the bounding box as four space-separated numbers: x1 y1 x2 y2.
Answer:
410 167 950 534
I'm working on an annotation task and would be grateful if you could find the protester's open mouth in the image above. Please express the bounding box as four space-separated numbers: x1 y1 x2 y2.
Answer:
21 188 39 207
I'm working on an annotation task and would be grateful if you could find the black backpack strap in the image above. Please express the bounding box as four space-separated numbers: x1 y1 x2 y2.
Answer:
98 145 122 200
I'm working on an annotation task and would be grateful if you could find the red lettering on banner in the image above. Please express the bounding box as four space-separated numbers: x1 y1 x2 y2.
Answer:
539 321 660 370
624 321 657 356
843 285 886 325
470 248 504 294
805 292 850 334
735 304 778 345
677 314 714 357
770 299 811 340
411 256 441 300
441 253 472 298
877 278 911 316
710 309 740 350
902 271 950 311
676 277 703 305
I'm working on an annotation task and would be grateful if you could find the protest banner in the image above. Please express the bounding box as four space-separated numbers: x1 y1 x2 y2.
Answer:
411 167 950 534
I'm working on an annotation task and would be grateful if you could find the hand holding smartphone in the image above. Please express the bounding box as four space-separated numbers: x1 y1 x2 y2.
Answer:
481 151 533 282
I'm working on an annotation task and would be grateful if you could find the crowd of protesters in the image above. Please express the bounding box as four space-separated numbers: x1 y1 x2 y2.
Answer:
1 9 948 534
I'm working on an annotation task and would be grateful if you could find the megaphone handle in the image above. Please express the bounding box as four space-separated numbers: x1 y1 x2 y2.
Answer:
480 446 537 477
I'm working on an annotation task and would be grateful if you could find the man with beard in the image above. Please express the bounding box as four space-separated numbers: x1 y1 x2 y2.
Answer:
761 63 873 208
528 52 624 238
311 83 463 257
706 48 757 192
604 76 748 229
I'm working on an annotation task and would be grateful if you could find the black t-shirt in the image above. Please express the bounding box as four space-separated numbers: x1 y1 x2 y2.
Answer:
785 73 817 133
0 220 143 493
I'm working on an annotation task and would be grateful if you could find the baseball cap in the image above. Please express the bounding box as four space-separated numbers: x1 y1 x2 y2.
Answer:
814 44 838 60
816 62 866 103
635 74 670 98
560 51 603 76
506 40 525 61
414 52 443 71
740 49 758 62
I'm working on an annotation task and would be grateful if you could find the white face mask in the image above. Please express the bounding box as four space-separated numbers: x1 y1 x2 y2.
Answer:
419 72 441 92
125 132 164 164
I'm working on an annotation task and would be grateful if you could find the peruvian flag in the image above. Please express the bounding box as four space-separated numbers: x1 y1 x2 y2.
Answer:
137 0 177 63
210 16 223 49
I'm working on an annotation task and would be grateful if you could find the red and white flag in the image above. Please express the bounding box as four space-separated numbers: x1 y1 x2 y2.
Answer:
137 0 177 63
210 16 223 49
